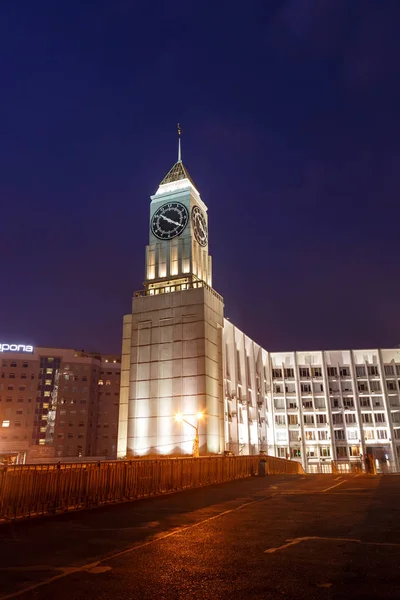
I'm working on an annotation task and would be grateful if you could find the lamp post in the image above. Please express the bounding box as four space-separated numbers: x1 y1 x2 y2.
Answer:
175 412 204 457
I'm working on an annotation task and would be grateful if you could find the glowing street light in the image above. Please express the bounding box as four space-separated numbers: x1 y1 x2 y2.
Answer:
174 411 204 457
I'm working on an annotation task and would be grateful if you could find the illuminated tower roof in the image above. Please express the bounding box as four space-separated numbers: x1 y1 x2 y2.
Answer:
159 160 196 188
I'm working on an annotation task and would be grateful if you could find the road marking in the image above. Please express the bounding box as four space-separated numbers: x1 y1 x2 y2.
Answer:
334 476 342 481
322 479 347 492
0 493 274 600
265 536 360 553
265 536 400 554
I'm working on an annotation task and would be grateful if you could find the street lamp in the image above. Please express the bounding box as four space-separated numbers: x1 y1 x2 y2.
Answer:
175 411 204 457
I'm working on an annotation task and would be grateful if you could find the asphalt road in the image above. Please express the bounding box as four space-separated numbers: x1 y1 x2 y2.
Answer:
1 474 399 599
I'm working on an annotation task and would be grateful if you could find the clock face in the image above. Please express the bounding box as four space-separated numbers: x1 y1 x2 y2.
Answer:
151 202 189 240
191 205 208 246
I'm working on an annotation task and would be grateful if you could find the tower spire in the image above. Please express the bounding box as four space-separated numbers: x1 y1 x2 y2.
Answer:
177 122 182 162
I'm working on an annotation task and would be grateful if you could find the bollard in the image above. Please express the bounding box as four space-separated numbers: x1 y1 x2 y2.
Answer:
258 458 267 477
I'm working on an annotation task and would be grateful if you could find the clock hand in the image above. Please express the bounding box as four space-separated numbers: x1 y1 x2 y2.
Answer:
161 214 180 227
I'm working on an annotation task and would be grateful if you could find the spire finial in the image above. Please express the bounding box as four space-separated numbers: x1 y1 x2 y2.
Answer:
177 122 182 162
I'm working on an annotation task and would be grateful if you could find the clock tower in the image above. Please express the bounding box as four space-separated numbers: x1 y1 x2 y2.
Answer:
117 134 225 458
145 140 212 292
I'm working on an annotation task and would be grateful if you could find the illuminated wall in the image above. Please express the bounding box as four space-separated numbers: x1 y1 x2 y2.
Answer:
222 322 400 471
118 286 224 457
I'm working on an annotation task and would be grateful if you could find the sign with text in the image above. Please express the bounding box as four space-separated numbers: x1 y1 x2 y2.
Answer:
0 344 34 353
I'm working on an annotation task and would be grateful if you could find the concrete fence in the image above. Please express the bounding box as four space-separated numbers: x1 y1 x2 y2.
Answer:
0 455 304 520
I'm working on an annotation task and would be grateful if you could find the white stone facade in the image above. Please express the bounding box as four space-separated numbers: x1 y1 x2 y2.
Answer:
224 318 400 472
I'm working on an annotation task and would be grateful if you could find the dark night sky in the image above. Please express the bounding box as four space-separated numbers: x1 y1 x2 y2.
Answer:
1 0 400 355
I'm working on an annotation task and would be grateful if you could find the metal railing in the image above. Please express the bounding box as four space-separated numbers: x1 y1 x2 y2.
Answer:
0 455 303 520
306 460 400 475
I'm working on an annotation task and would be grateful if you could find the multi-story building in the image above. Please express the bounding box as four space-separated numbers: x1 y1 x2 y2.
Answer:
0 345 120 463
224 321 400 472
118 139 400 473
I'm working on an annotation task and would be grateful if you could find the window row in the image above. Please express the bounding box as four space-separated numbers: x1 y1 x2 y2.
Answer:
272 364 400 379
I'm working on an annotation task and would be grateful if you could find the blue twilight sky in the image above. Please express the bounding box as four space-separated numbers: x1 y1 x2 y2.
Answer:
1 0 400 354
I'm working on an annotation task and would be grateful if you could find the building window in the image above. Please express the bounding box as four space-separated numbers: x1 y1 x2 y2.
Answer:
375 413 385 423
288 415 298 425
320 447 331 457
276 447 287 458
394 429 400 439
356 366 366 377
347 429 358 440
299 368 310 378
289 431 299 442
368 366 379 377
384 365 395 376
9 373 15 379
391 412 400 423
387 381 397 391
376 430 387 440
343 398 354 409
301 384 311 393
275 415 286 426
340 367 350 377
284 368 294 378
364 429 374 440
336 447 347 458
334 429 345 440
345 414 356 424
304 415 314 425
327 367 337 377
369 381 381 392
290 448 301 458
272 369 282 379
331 398 341 409
318 430 328 440
312 368 322 377
362 413 373 424
358 382 368 392
306 446 316 457
2 420 10 428
360 397 370 408
316 414 327 424
305 431 315 440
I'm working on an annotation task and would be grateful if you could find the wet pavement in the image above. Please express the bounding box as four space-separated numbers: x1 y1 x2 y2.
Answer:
1 473 399 599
